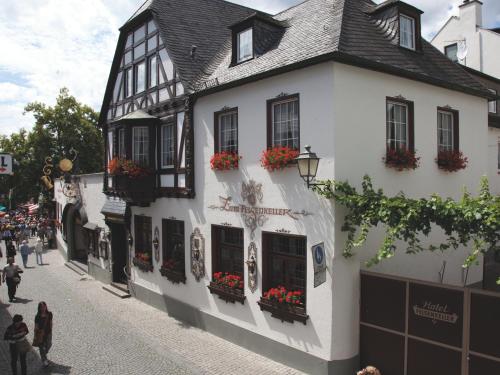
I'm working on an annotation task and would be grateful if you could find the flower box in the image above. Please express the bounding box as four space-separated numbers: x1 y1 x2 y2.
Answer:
383 147 420 171
261 146 299 171
210 152 241 171
132 256 153 272
208 282 246 304
257 298 309 324
436 150 468 172
160 267 186 284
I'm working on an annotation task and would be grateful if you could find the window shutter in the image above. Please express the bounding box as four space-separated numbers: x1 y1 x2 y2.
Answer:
453 111 459 152
214 112 220 153
408 101 415 152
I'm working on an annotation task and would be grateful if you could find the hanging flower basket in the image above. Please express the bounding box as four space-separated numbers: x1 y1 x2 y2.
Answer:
436 150 468 172
383 147 420 171
261 146 299 171
210 152 241 171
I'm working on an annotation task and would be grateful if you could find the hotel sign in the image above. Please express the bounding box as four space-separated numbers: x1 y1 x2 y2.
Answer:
0 154 13 175
413 301 459 324
209 180 312 238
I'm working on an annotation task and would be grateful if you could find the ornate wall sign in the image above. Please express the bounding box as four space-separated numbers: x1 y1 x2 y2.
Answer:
209 180 312 239
153 226 160 263
246 242 258 293
190 228 205 282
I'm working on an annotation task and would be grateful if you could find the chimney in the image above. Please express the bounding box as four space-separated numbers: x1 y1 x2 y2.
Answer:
459 0 483 28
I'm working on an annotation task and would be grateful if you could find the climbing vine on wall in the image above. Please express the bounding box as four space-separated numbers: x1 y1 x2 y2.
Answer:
312 175 500 269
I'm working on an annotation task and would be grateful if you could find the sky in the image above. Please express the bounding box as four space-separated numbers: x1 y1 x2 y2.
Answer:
0 0 499 136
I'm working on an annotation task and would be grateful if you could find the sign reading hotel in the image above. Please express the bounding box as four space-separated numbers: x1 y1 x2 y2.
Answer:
209 180 312 238
412 301 458 324
0 154 13 175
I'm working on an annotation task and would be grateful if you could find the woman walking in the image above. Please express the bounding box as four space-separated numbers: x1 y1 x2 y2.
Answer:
33 301 53 367
3 314 30 375
2 257 23 302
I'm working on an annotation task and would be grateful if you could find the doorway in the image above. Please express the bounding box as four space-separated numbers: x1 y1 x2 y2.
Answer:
111 223 128 284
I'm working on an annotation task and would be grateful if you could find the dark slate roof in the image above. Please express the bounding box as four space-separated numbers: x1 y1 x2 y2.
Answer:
101 197 128 218
489 27 500 34
99 0 494 123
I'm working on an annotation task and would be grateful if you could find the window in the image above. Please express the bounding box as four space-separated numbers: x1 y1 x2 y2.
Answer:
237 28 253 63
489 89 497 114
400 14 415 50
214 109 238 154
437 107 459 152
386 99 414 151
86 229 99 258
161 219 185 277
117 128 126 158
268 95 300 150
134 215 152 261
125 68 133 98
161 123 175 168
262 232 306 303
132 127 149 165
445 43 458 62
212 226 244 280
135 61 146 94
497 141 500 172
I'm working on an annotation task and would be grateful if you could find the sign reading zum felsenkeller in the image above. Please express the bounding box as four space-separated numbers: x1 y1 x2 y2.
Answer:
208 180 313 239
0 154 13 175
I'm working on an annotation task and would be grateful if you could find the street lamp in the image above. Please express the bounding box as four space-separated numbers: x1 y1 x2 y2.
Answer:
296 145 321 189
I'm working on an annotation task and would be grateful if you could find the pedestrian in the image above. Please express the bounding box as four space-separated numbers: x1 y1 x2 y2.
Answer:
33 301 53 367
3 314 30 375
6 240 16 258
2 257 23 302
46 227 54 249
19 240 30 268
30 222 37 237
35 238 43 265
3 225 12 247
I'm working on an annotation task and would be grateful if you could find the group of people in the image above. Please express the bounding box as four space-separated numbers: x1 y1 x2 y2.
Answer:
3 302 53 374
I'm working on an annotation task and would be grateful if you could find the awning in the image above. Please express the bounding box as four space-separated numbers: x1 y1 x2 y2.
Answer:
101 197 128 223
0 205 6 212
83 222 99 231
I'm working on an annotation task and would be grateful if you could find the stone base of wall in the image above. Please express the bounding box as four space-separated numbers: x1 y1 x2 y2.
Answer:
88 262 112 285
129 282 359 375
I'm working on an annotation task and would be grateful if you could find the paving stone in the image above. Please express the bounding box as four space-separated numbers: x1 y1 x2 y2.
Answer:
0 239 304 375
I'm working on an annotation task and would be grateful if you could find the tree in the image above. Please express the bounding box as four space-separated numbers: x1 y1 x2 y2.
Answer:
0 88 103 206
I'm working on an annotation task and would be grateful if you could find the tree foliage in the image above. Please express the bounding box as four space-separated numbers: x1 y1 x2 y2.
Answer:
312 175 500 269
0 88 103 206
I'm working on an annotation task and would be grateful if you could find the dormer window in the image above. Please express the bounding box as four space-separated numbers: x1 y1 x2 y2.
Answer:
399 14 415 50
237 28 253 63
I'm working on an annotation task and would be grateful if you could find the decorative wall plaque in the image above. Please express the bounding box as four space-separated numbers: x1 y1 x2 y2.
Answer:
190 228 205 282
246 242 258 293
209 180 312 239
153 226 160 263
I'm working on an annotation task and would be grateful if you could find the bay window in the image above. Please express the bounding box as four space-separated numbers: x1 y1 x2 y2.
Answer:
161 123 175 168
132 127 149 165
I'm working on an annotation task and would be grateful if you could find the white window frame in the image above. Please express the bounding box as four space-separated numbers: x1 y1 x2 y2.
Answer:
132 127 149 166
437 110 454 152
399 14 416 50
118 128 126 158
489 89 497 114
386 101 409 150
161 123 175 169
271 98 300 150
237 28 253 63
445 43 458 62
218 111 238 153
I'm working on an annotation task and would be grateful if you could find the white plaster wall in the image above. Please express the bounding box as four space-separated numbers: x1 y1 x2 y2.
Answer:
332 62 489 287
488 127 500 195
431 3 500 79
54 173 110 270
130 63 352 361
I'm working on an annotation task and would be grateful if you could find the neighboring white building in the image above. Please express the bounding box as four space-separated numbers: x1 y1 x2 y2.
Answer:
89 0 498 374
431 0 500 79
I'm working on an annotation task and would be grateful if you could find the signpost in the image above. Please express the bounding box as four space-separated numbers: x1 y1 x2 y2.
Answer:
0 154 13 175
311 242 327 287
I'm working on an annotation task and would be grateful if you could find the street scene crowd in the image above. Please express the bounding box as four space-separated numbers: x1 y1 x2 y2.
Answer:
1 207 56 374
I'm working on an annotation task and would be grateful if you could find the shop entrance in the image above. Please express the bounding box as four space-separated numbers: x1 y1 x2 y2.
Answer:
111 223 128 284
63 204 88 264
360 271 500 375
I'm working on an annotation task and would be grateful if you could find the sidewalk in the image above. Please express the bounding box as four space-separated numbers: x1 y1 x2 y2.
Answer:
0 239 304 374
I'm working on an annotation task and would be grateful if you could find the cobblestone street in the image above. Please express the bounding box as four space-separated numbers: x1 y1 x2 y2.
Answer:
0 240 303 375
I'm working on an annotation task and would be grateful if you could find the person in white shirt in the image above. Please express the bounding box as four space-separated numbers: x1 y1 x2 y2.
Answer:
35 238 44 265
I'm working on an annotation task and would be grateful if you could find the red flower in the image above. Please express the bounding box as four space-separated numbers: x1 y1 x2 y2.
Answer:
435 150 468 172
383 147 420 171
210 152 241 171
260 146 299 172
263 286 304 307
212 272 244 290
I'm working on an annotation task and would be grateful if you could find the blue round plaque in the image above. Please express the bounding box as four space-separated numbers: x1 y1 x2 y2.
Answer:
314 245 324 264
